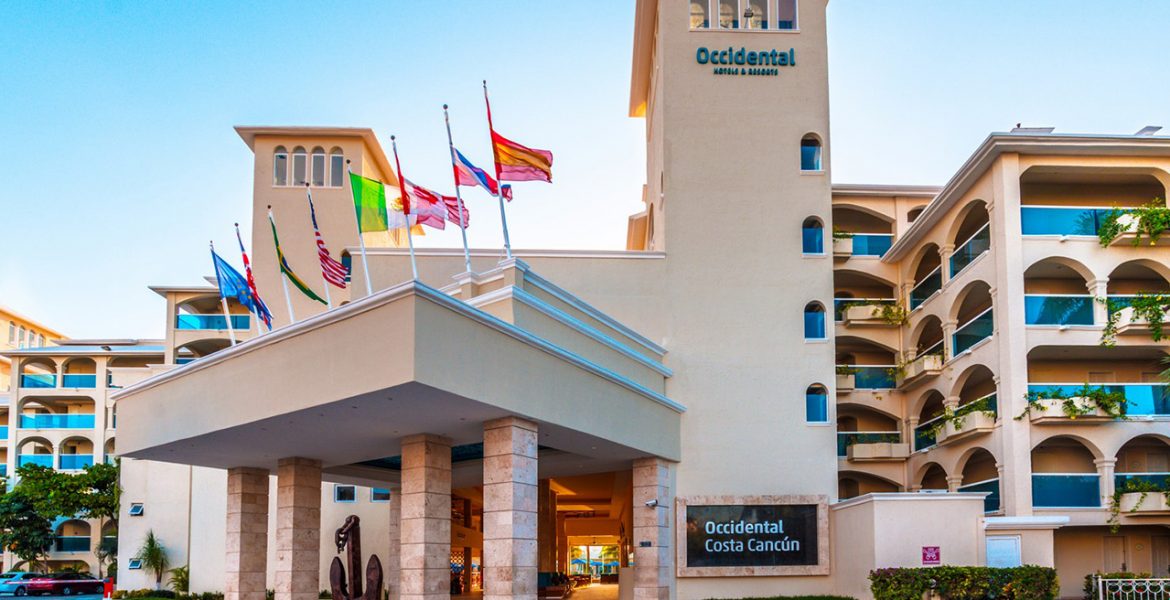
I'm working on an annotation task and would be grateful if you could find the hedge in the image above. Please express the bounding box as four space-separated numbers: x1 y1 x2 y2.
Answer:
870 566 1059 600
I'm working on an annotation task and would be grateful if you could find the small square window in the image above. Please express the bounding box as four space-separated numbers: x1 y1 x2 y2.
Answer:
371 488 391 503
128 503 145 516
128 559 143 570
334 485 357 503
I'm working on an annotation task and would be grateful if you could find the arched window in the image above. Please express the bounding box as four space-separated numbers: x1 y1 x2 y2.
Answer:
7 322 14 344
777 0 797 29
36 334 44 347
292 147 308 186
802 217 824 254
801 135 822 171
311 147 326 187
17 326 26 347
689 1 709 28
273 146 288 186
329 148 345 187
747 1 767 29
718 0 737 28
806 384 829 423
804 302 827 339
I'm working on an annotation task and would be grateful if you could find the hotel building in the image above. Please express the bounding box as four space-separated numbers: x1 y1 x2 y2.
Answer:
2 2 1168 599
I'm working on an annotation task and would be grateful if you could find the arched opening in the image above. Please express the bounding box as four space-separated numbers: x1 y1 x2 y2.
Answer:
689 1 710 28
958 448 1000 512
833 270 897 322
952 281 993 354
805 384 829 424
292 146 308 186
19 396 97 431
176 294 250 332
1106 260 1170 331
18 357 57 389
17 436 53 468
801 217 824 254
55 519 92 553
914 390 946 451
1026 346 1170 417
59 436 94 470
836 407 901 457
804 302 827 340
838 472 900 500
833 205 894 257
61 357 97 389
329 147 345 187
1020 167 1166 236
104 438 116 464
836 337 898 391
907 206 926 223
909 244 942 309
1031 436 1101 508
910 315 945 359
949 201 990 276
953 364 997 412
273 146 288 186
1114 435 1170 494
175 339 233 364
311 146 327 187
717 0 737 28
1024 257 1094 325
800 134 822 171
917 463 948 491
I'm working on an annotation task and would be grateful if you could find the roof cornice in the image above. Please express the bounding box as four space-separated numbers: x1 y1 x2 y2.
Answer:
832 183 941 198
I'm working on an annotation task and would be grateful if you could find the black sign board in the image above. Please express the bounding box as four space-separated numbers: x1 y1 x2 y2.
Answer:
685 504 818 568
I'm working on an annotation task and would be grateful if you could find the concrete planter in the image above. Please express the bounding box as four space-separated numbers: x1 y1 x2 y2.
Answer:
836 373 855 392
1108 213 1170 247
1118 491 1170 514
898 354 943 387
846 442 910 461
843 304 897 327
833 237 853 259
939 411 996 444
1114 305 1170 334
1028 397 1112 424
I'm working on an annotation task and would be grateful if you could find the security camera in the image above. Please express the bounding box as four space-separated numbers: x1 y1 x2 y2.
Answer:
644 499 659 508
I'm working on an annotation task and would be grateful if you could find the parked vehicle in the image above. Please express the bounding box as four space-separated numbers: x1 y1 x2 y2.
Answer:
0 573 43 597
20 573 103 596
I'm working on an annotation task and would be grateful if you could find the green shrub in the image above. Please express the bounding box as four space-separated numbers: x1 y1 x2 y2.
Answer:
705 596 857 600
870 566 1059 600
114 592 178 600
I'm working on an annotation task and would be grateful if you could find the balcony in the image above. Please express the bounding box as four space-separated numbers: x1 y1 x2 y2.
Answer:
20 414 96 429
20 373 55 389
958 478 1001 513
836 300 901 327
59 454 94 470
1108 299 1170 336
833 236 853 259
61 374 97 388
914 418 940 451
1024 295 1095 326
1025 396 1115 425
898 349 943 387
836 365 896 391
18 454 53 468
850 234 894 258
952 308 993 355
949 224 990 277
176 314 250 330
910 268 942 310
1026 384 1170 417
54 536 90 552
1032 474 1101 508
837 432 906 460
1020 206 1114 237
936 394 998 446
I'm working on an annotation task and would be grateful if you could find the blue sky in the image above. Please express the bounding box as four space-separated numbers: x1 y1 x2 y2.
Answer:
1 1 1168 339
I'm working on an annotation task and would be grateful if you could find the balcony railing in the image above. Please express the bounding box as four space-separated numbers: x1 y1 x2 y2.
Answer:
1115 473 1170 489
0 465 6 477
0 425 7 440
59 455 94 470
1032 474 1101 508
910 267 942 310
18 455 54 468
914 416 941 451
833 298 897 322
958 477 1001 513
20 414 96 429
836 431 900 457
837 365 897 390
54 536 90 552
949 224 990 276
1020 206 1115 236
176 314 250 331
1024 295 1095 326
851 234 893 257
952 308 993 354
20 373 55 388
1026 383 1170 416
61 374 97 388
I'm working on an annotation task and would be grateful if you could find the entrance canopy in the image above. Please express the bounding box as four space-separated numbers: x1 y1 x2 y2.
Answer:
115 263 681 484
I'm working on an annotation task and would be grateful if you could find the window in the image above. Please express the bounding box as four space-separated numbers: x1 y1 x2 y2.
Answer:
718 0 738 29
371 488 391 502
802 217 824 254
803 302 826 339
273 146 289 186
805 384 829 423
777 0 797 29
37 334 45 347
311 147 326 187
292 147 308 186
128 503 145 516
801 136 822 171
17 327 25 347
128 559 143 570
329 148 345 187
746 1 767 29
690 1 709 28
7 322 13 344
334 485 356 503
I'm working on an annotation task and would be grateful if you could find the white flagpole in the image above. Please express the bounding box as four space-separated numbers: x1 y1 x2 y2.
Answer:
268 206 297 324
443 103 473 273
210 241 238 346
305 184 333 309
483 80 513 259
346 160 375 298
390 135 420 281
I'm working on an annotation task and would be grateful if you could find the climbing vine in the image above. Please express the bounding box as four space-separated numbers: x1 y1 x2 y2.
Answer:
921 396 997 440
1015 384 1129 421
1098 294 1170 347
1108 478 1170 533
1098 199 1170 246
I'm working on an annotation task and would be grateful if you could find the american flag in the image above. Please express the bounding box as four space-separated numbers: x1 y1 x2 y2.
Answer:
307 191 349 289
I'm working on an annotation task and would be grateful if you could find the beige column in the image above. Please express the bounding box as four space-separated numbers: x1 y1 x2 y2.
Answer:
226 467 270 600
942 321 958 359
1088 278 1110 326
275 458 321 600
946 475 964 493
939 244 956 279
483 417 539 600
1096 458 1117 507
387 487 401 600
400 434 452 600
632 458 672 600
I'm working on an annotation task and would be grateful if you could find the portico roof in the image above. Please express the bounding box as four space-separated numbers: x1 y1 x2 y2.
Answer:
115 278 682 484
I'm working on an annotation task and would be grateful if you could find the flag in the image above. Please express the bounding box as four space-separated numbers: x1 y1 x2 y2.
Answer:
349 172 389 232
453 149 500 195
269 211 327 305
490 130 554 183
502 184 513 202
211 248 272 327
234 226 273 330
308 193 348 289
402 179 450 230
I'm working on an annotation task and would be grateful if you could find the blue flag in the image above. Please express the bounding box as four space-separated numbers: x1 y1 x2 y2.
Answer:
211 248 273 329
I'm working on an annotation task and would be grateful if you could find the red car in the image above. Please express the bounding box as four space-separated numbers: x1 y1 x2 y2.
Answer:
20 573 104 596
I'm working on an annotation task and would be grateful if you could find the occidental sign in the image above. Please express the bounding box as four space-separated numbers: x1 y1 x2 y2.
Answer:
696 46 795 76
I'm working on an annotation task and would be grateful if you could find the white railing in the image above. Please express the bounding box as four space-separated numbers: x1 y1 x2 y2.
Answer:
1096 578 1170 600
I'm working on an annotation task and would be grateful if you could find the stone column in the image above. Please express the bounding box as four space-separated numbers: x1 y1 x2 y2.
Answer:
939 244 955 280
942 320 958 359
632 458 672 600
1088 278 1111 326
1096 458 1117 507
946 475 965 493
386 487 401 600
226 467 270 600
400 435 452 600
275 458 322 600
483 417 538 600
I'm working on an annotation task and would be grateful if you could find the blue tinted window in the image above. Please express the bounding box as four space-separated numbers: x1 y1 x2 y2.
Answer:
804 305 826 339
805 386 828 423
802 220 824 254
801 138 822 171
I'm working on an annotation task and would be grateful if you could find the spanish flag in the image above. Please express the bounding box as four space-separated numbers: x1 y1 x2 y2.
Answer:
485 83 554 183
